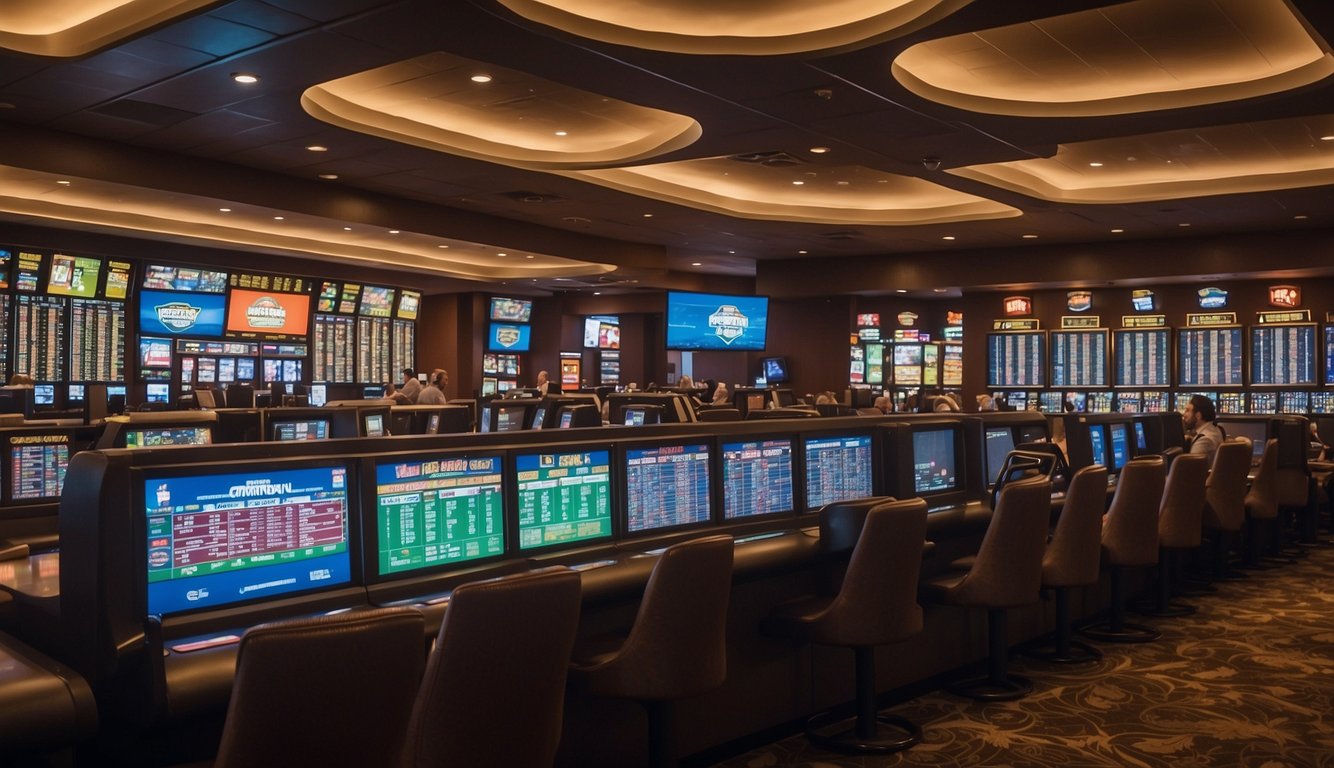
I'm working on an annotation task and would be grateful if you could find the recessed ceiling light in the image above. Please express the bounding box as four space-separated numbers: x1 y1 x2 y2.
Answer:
470 74 492 83
642 213 653 218
593 291 602 296
437 244 449 248
342 227 352 231
1321 135 1334 141
1294 214 1308 220
497 252 507 257
809 147 830 154
389 230 400 234
55 180 71 185
942 235 955 241
218 207 231 212
273 216 284 220
305 145 328 152
797 250 807 254
728 250 735 254
835 180 850 186
691 262 702 266
526 255 535 259
1021 234 1038 239
232 73 259 84
554 131 568 136
1178 223 1191 227
318 173 339 180
1110 228 1124 233
1088 162 1103 167
895 289 908 294
792 180 804 185
932 288 948 293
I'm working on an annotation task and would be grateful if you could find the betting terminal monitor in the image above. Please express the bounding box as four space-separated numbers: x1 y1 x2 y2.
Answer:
1310 391 1334 414
1106 421 1132 471
491 401 535 433
620 440 713 536
141 461 354 617
802 431 874 511
1217 418 1269 463
720 436 795 521
361 409 389 437
1279 391 1309 414
1249 391 1277 414
622 405 662 426
146 383 171 404
308 383 327 407
1133 420 1149 452
514 446 614 551
269 418 331 441
370 452 505 581
3 430 74 504
982 425 1017 489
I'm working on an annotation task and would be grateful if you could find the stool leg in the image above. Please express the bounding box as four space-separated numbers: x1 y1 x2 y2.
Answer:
1021 587 1102 664
645 700 674 768
804 647 920 754
944 609 1032 701
1081 567 1160 644
1133 550 1195 617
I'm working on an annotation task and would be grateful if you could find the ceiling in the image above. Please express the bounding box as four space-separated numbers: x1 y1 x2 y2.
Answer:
0 0 1331 297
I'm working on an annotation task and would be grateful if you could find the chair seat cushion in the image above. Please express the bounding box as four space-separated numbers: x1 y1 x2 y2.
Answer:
921 572 968 605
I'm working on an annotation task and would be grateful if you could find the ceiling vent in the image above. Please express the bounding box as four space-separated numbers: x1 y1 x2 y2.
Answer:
501 190 563 204
88 99 199 127
728 151 806 167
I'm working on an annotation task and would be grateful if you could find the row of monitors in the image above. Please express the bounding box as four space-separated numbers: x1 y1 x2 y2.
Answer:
135 423 978 618
23 381 398 412
994 389 1334 415
988 325 1330 389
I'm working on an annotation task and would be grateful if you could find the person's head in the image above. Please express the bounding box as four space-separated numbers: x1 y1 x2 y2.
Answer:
679 375 694 389
816 393 834 405
1183 394 1216 429
402 367 415 381
712 384 729 404
432 369 447 388
976 394 996 411
385 382 397 395
873 395 891 413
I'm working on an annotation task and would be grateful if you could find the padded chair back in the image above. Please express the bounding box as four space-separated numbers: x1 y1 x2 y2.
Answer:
402 567 582 768
949 476 1052 609
698 408 742 422
1204 438 1251 532
214 607 426 768
1042 464 1108 588
1101 456 1166 567
813 498 928 647
1245 439 1279 521
1158 453 1207 549
817 496 894 556
586 535 735 701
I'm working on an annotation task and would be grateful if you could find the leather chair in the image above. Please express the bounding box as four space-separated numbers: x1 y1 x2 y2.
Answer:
1139 453 1208 616
571 535 734 768
813 496 894 596
1026 464 1108 664
1203 438 1253 581
402 567 582 768
697 408 742 422
1081 456 1166 644
923 476 1053 700
1242 439 1280 569
764 498 928 753
212 607 426 768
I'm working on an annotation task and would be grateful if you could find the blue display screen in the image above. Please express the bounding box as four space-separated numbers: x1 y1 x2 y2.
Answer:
1134 421 1147 450
139 289 226 337
145 465 352 616
1089 426 1108 468
803 434 872 510
721 438 794 519
983 427 1015 487
624 443 712 532
1108 423 1130 469
487 322 531 352
665 291 768 351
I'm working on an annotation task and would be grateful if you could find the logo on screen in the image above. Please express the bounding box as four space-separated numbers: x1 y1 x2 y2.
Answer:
1066 291 1092 312
1268 285 1300 308
494 326 521 348
1197 286 1228 309
708 305 750 344
155 301 203 331
244 295 288 329
896 311 918 327
1003 296 1032 316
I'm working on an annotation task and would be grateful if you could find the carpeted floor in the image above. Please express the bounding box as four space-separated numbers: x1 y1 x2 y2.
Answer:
708 546 1334 768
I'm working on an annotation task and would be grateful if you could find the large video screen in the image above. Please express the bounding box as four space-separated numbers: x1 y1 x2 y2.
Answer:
46 253 101 298
1250 324 1316 386
487 323 532 352
665 291 768 351
1114 328 1170 387
583 316 621 350
374 455 505 577
359 285 396 318
139 289 226 337
124 426 212 448
803 433 873 510
1050 330 1109 387
721 438 794 519
1177 327 1243 387
225 289 311 337
516 449 613 550
490 296 533 323
987 332 1045 388
624 443 712 532
145 464 352 616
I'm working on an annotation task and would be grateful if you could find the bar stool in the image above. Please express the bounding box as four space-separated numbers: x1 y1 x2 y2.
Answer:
402 567 583 768
1081 456 1166 644
211 607 426 768
1025 464 1108 664
923 476 1053 700
1138 453 1207 616
571 535 734 768
1203 438 1253 581
764 498 928 753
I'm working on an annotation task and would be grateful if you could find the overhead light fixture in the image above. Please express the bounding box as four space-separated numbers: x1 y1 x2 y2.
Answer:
343 226 352 231
318 173 339 180
1110 228 1124 233
792 180 804 185
797 250 807 254
437 244 449 248
232 73 259 84
932 288 948 293
1088 162 1103 167
526 255 535 259
1178 222 1191 227
642 213 653 218
593 291 602 296
497 252 507 257
1321 135 1334 141
1294 214 1308 220
554 131 568 136
941 235 955 240
306 145 328 152
218 207 231 212
273 216 284 220
1021 234 1038 239
389 230 400 234
470 74 493 83
691 262 702 266
809 147 830 154
895 289 908 293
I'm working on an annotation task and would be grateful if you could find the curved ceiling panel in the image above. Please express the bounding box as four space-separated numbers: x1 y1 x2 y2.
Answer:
495 0 972 55
567 156 1021 225
893 0 1334 116
949 115 1334 203
303 52 701 171
0 0 217 57
0 166 616 282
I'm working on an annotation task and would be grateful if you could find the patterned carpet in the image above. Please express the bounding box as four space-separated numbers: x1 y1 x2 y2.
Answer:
708 546 1334 768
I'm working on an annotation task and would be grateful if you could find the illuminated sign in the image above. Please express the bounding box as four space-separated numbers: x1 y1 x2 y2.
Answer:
1003 296 1032 316
708 304 750 345
1131 289 1156 312
896 311 918 327
1268 285 1300 308
1197 286 1229 309
1066 291 1092 312
225 288 311 336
